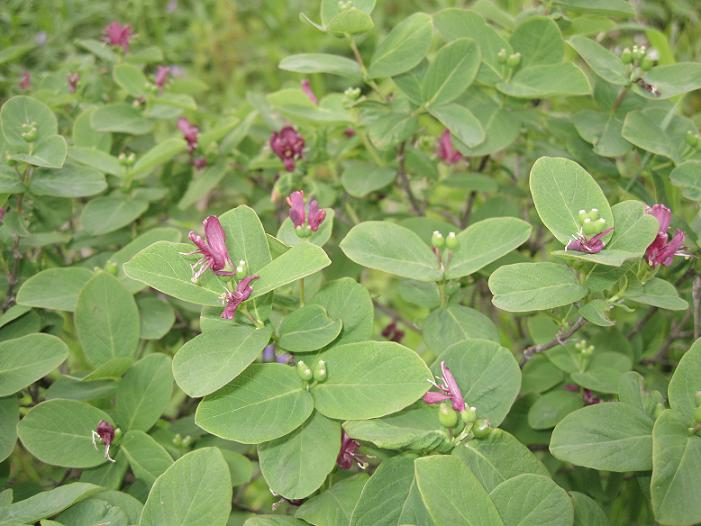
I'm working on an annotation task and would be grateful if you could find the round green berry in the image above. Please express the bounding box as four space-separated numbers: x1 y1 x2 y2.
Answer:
438 403 459 428
472 419 491 439
431 230 445 249
582 218 598 236
445 232 458 250
507 52 521 68
461 406 477 424
313 360 327 382
296 360 313 382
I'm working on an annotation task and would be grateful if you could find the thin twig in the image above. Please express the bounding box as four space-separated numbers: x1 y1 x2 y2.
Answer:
627 307 657 339
519 317 587 367
459 155 489 228
372 299 420 333
647 310 691 364
396 142 424 216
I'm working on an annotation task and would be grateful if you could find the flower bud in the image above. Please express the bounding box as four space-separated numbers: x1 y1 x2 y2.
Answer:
126 153 136 166
431 230 445 249
313 360 327 382
497 48 507 64
21 126 38 143
118 153 127 166
438 402 459 428
686 131 699 147
621 47 633 64
105 260 118 275
236 260 247 279
507 52 521 68
173 433 183 446
472 418 491 439
460 406 477 424
577 209 588 223
445 232 458 250
641 55 654 71
296 360 313 381
181 435 192 447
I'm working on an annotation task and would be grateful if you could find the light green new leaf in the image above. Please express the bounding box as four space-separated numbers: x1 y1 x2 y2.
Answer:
114 353 173 432
489 262 587 312
497 64 591 99
120 430 173 486
0 334 68 396
312 341 431 420
139 448 231 526
18 399 114 468
259 412 340 499
550 402 653 471
340 221 442 282
489 474 573 526
172 326 272 397
279 53 362 80
423 38 480 107
310 278 374 344
367 13 433 79
196 364 314 444
568 36 627 85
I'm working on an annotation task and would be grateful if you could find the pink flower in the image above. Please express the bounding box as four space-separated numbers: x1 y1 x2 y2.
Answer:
184 216 233 282
221 275 259 320
437 129 462 165
104 21 133 53
583 389 601 405
178 117 199 153
423 361 465 412
344 128 356 138
91 420 116 463
566 228 613 254
286 191 326 232
647 204 671 234
381 321 405 343
645 204 687 267
270 126 305 172
301 79 318 105
67 72 80 93
192 158 207 170
20 72 31 91
337 431 367 470
307 199 326 232
154 66 171 91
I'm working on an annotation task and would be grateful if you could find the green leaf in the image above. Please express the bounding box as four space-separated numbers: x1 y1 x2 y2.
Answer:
454 90 520 156
124 241 224 306
277 209 335 248
137 297 175 340
573 110 631 158
279 305 342 353
651 409 701 526
423 38 480 107
0 43 35 65
340 222 442 282
279 54 362 80
310 278 374 345
56 497 129 525
625 278 689 311
29 164 107 198
196 364 314 444
530 156 612 245
72 109 112 151
0 96 57 148
8 134 68 169
296 473 368 526
178 164 228 210
17 399 114 468
139 448 231 526
497 64 591 98
622 108 695 165
522 355 565 394
0 483 102 524
259 412 340 499
312 341 431 420
528 389 583 430
429 103 485 148
367 112 418 150
452 430 549 492
568 36 627 85
571 351 632 394
0 334 68 396
0 396 18 462
510 17 564 67
172 326 272 397
341 161 396 198
113 64 149 97
489 262 587 312
415 455 504 526
326 8 374 34
641 63 701 100
446 217 532 279
130 138 186 179
120 430 173 486
423 306 499 354
68 146 124 177
114 353 173 432
550 402 653 471
75 272 140 367
91 104 153 135
671 160 701 201
432 340 521 426
571 492 608 526
668 339 701 421
80 196 149 235
579 299 614 327
367 13 433 79
552 0 634 16
489 474 573 526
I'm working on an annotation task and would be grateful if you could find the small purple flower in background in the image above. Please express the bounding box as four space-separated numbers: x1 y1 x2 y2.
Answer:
178 117 199 153
645 204 688 267
344 127 356 138
166 0 178 13
104 21 133 53
566 228 613 254
20 72 31 91
270 126 305 172
184 216 234 282
192 158 207 170
262 344 276 362
67 72 80 93
154 66 171 91
437 129 462 165
286 191 326 232
35 31 47 46
423 361 465 412
381 321 405 343
301 79 318 105
92 420 116 463
337 431 367 470
583 389 601 405
221 275 259 319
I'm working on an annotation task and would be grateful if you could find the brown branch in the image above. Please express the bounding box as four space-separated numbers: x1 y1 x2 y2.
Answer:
520 317 587 367
396 142 424 216
459 155 490 228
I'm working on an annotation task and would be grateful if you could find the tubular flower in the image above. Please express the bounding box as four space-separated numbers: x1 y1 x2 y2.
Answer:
381 321 405 343
337 431 367 470
67 72 80 93
286 190 326 233
184 216 234 282
423 361 466 412
307 199 326 232
103 21 133 52
92 420 116 463
436 129 462 165
154 66 171 91
301 79 318 105
221 275 259 320
566 228 613 254
177 117 199 153
270 126 305 172
645 204 688 267
20 72 31 91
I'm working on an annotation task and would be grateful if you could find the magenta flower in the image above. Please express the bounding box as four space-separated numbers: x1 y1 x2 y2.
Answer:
286 191 326 232
583 389 601 405
0 208 5 224
104 21 133 53
566 228 613 254
270 126 305 172
337 431 367 470
308 199 326 232
184 216 234 282
178 117 199 153
221 275 259 319
91 420 116 463
20 72 31 91
423 361 465 412
437 129 462 165
192 158 207 170
645 204 687 267
381 321 405 343
67 72 80 93
155 66 171 91
344 128 356 138
301 79 318 105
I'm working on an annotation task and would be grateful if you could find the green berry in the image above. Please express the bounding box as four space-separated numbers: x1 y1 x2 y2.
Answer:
105 261 118 276
438 402 459 428
577 209 588 223
445 232 458 250
641 55 654 71
497 48 507 64
621 48 633 64
235 260 247 279
296 360 313 382
461 406 477 424
472 419 491 439
431 230 445 249
582 218 598 236
507 52 521 68
313 360 327 382
686 131 699 147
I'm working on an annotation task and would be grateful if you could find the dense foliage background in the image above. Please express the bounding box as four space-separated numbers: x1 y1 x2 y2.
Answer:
2 0 701 525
